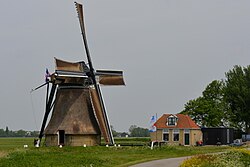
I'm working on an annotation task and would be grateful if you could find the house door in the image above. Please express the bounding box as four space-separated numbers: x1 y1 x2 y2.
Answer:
184 133 190 145
58 130 65 145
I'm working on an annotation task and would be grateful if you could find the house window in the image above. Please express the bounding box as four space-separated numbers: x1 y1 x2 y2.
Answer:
173 129 179 141
167 115 178 126
168 117 175 125
163 134 169 141
163 129 169 141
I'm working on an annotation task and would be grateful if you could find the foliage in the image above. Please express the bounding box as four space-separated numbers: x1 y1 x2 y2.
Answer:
180 154 215 167
181 65 250 132
110 125 119 137
108 137 150 146
110 125 129 138
129 125 150 137
0 138 230 167
0 127 39 137
180 149 250 167
181 80 226 127
224 65 250 133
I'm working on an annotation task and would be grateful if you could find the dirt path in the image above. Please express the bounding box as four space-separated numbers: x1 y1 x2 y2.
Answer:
130 156 191 167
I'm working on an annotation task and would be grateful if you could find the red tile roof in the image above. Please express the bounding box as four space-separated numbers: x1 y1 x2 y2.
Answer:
154 114 200 129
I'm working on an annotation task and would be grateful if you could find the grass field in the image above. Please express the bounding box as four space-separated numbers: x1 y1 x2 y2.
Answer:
0 137 231 167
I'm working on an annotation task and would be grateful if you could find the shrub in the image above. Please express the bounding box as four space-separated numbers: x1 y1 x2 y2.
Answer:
180 154 215 167
180 149 250 167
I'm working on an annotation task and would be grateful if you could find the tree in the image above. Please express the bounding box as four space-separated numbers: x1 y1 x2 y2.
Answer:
110 125 119 137
181 97 207 126
129 125 149 137
129 125 137 134
5 126 9 136
15 130 26 137
0 129 6 137
181 80 226 127
224 65 250 133
201 80 227 126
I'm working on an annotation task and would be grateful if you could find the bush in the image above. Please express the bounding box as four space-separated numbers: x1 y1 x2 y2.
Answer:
180 149 250 167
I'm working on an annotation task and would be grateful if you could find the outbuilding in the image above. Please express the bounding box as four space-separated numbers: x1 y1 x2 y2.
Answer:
202 127 234 145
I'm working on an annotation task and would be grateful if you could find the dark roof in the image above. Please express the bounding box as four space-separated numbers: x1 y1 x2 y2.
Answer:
154 114 200 129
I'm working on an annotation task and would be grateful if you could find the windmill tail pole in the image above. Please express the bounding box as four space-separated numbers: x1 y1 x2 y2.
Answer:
30 82 48 93
38 84 57 146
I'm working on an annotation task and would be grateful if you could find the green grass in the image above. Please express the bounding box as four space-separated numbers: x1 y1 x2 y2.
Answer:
0 137 31 151
0 137 231 167
102 137 151 146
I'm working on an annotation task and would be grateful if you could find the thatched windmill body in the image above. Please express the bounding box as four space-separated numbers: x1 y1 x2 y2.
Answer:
36 2 125 146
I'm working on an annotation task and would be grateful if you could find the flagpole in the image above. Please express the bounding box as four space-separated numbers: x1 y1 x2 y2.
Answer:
156 113 158 142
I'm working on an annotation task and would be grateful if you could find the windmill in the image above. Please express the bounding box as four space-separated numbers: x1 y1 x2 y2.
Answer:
35 2 125 146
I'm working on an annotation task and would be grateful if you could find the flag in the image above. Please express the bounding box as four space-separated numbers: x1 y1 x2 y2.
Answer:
45 68 50 82
149 125 156 132
149 115 157 132
150 115 156 124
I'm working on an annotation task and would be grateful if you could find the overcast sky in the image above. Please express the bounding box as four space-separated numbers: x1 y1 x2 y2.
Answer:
0 0 249 132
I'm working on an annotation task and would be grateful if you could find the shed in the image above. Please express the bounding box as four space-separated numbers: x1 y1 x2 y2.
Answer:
202 127 234 145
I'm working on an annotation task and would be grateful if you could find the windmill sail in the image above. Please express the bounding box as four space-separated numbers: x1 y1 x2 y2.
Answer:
90 87 113 144
96 70 125 86
55 58 84 72
75 2 117 145
75 2 94 72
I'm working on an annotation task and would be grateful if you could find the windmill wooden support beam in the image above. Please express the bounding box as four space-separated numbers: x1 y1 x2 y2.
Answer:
37 2 125 147
38 83 57 140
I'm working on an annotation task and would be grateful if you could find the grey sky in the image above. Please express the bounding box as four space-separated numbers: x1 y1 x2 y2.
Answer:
0 0 249 132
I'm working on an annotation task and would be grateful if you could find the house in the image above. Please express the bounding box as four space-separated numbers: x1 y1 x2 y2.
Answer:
119 132 129 138
150 114 202 146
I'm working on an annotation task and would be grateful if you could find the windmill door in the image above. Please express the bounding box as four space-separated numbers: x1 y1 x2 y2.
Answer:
58 130 65 145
